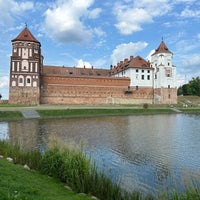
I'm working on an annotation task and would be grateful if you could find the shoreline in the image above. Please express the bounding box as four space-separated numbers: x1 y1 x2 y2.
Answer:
0 107 176 120
0 107 200 121
0 103 200 121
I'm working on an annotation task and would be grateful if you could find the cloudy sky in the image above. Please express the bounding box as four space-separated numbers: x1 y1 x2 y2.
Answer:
0 0 200 99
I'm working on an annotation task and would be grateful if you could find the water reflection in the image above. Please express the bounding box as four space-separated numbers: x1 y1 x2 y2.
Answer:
1 114 200 195
8 119 40 151
0 122 9 140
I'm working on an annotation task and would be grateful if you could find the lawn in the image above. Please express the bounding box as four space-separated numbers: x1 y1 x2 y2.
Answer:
37 108 176 118
0 158 92 200
0 111 23 119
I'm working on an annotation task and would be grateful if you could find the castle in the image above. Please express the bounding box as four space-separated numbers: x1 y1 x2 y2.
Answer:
9 27 177 105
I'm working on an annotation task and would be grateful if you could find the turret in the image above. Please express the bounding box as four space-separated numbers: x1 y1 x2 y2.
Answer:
151 40 177 104
9 26 42 104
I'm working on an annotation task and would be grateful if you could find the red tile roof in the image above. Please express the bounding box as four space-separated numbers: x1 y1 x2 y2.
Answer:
42 65 110 77
12 27 40 44
128 56 151 69
151 41 172 55
111 55 151 75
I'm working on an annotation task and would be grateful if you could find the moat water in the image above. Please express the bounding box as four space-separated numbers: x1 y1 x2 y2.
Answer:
0 114 200 195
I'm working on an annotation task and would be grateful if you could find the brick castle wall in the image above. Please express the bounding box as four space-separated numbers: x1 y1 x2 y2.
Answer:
40 75 154 104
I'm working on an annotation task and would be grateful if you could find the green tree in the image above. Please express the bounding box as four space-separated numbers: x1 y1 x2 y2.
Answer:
177 86 183 96
178 76 200 96
182 84 192 95
189 76 200 96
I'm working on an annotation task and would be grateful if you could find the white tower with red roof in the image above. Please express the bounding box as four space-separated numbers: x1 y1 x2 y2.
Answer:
9 26 43 104
151 40 177 104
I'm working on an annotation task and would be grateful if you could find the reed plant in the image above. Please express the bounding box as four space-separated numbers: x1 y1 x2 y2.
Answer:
0 140 42 170
40 136 150 200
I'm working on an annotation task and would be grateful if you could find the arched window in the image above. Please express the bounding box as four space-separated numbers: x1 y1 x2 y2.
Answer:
18 75 24 87
26 76 32 86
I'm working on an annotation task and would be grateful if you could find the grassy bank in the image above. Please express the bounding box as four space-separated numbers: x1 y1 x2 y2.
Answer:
0 107 200 121
1 140 200 200
0 108 176 120
179 108 200 113
0 111 23 119
0 157 92 200
0 139 150 200
37 108 176 118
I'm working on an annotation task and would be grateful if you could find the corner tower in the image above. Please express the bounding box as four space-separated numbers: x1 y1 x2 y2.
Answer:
9 27 42 105
151 41 177 104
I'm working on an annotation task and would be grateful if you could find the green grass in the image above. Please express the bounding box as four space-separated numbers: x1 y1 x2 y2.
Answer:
179 108 200 113
37 108 176 118
0 102 32 107
177 95 200 108
0 158 92 200
0 111 23 119
0 140 151 200
0 140 200 200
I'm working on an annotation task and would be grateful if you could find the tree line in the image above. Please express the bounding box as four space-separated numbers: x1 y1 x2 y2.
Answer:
178 76 200 96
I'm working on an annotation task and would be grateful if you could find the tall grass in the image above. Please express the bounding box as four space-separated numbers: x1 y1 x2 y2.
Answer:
40 137 150 200
0 139 150 200
0 140 42 170
1 139 200 200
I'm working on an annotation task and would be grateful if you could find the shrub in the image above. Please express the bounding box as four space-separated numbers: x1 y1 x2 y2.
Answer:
143 103 149 109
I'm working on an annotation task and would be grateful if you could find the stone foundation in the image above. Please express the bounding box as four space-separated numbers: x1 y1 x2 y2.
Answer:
154 88 177 104
9 87 40 105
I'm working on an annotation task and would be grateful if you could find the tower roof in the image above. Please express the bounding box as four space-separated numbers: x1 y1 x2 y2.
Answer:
152 41 172 56
12 27 40 44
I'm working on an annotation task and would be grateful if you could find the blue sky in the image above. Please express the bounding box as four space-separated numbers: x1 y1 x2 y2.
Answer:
0 0 200 99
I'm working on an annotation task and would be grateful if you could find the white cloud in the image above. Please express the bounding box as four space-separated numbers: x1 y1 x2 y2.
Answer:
88 8 102 19
134 0 171 16
93 27 106 37
175 39 199 53
0 0 34 26
111 41 148 65
182 54 200 67
114 6 152 34
76 59 92 68
176 53 200 86
44 0 101 43
0 76 9 88
114 0 172 34
180 7 200 18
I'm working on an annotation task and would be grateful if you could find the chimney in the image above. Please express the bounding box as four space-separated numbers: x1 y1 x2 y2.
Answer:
124 58 128 63
130 55 134 60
